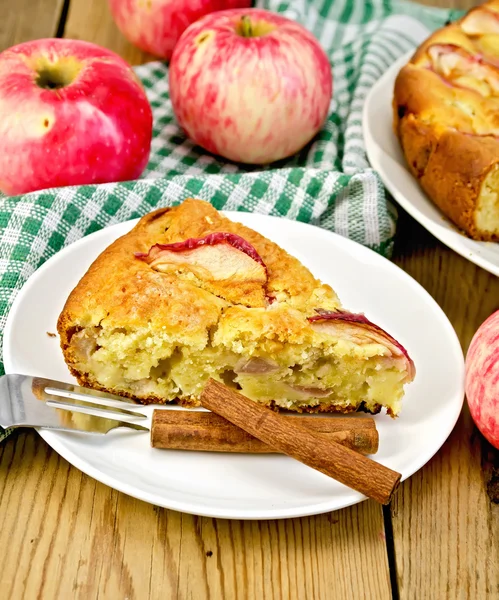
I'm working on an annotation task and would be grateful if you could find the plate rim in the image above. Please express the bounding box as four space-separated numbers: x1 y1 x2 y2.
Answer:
3 212 465 519
363 50 499 278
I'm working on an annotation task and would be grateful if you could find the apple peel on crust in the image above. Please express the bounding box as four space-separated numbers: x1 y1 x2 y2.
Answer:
460 6 499 36
426 43 499 97
308 310 416 383
136 232 269 307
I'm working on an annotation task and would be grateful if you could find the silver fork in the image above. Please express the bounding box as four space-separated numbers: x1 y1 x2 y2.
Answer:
0 373 149 434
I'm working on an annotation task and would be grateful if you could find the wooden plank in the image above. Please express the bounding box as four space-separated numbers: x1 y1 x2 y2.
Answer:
0 431 392 599
3 1 496 599
0 0 65 52
391 212 499 600
64 0 155 66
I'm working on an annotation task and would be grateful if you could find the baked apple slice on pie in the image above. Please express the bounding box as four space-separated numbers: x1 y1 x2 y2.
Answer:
58 199 415 416
393 0 499 241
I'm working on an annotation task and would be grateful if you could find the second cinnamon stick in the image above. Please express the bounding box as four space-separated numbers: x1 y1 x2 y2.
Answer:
151 410 379 455
200 379 401 505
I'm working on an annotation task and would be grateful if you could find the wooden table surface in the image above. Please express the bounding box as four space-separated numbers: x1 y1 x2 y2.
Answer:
0 0 498 598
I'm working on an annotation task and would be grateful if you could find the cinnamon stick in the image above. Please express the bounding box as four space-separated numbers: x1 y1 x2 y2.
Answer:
151 410 379 455
200 379 401 505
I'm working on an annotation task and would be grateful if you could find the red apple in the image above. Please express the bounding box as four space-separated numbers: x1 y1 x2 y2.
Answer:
465 310 499 449
169 8 332 164
108 0 251 60
0 38 152 196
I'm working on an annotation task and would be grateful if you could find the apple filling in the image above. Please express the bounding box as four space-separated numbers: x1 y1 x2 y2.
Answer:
427 44 499 97
476 164 499 236
68 307 413 416
459 7 499 56
461 7 499 36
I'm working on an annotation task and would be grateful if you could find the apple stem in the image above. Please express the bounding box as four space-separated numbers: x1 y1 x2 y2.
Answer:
240 15 253 38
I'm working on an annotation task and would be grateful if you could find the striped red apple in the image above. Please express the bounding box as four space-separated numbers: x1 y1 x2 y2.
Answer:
169 8 333 164
465 310 499 449
108 0 251 60
0 39 152 196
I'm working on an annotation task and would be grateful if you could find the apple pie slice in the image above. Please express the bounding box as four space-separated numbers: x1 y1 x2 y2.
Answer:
58 199 415 416
393 0 499 241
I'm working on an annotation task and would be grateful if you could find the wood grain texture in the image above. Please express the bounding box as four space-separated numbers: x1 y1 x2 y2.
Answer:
0 0 64 52
0 431 392 600
63 0 156 65
2 0 498 598
392 210 499 599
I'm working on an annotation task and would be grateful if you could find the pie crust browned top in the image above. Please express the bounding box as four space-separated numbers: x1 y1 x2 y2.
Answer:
393 0 499 241
57 199 414 416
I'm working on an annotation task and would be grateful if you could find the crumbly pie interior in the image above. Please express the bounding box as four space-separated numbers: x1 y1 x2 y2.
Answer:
58 199 415 416
393 0 499 241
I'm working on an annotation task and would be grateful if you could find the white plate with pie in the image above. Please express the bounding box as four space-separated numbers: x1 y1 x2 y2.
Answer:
363 51 499 277
3 213 464 519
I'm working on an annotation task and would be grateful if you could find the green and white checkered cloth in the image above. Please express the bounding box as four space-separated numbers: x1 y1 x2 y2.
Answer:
0 0 458 442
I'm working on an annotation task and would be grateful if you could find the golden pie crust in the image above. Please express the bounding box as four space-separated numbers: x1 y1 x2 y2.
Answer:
393 0 499 241
58 199 414 416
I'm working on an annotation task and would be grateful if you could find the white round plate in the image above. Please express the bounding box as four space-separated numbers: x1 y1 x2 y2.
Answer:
363 52 499 277
3 213 465 519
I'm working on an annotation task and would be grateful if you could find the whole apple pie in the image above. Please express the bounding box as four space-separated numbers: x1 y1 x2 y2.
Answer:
58 199 415 416
393 0 499 241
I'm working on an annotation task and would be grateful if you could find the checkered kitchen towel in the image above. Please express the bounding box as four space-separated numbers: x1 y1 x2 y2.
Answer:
0 0 459 441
